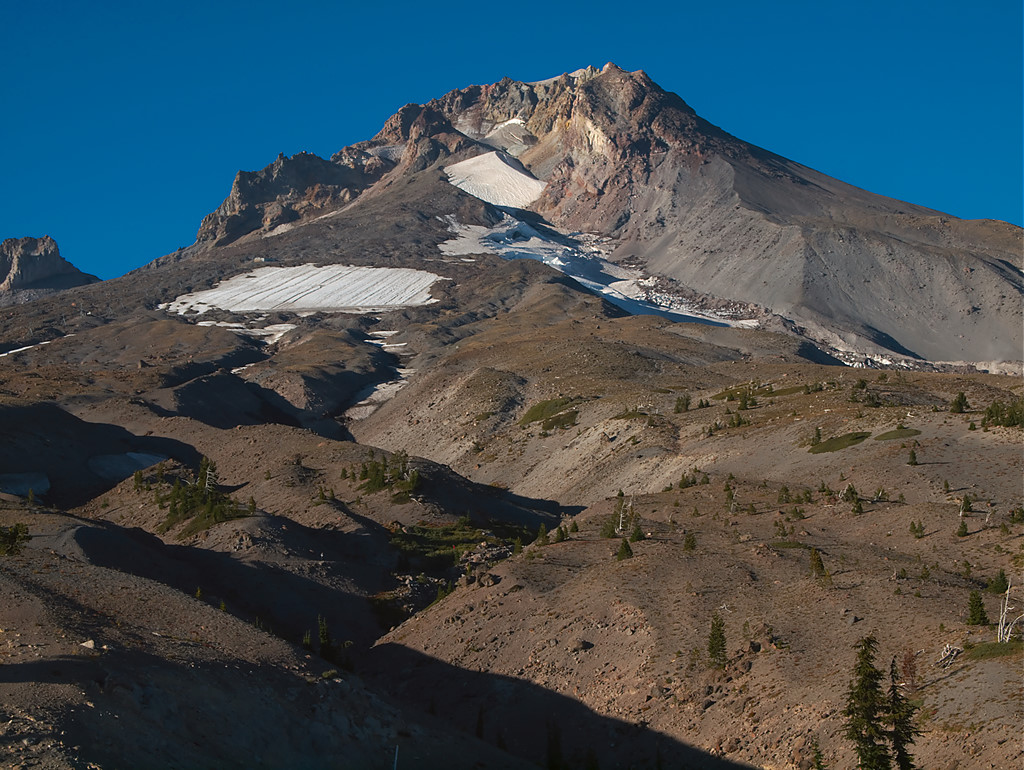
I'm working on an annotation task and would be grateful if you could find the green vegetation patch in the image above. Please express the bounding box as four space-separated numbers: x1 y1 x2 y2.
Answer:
808 431 872 454
0 523 30 555
874 427 922 441
390 518 489 571
519 397 580 426
982 396 1024 428
541 410 578 431
155 458 249 538
965 641 1023 660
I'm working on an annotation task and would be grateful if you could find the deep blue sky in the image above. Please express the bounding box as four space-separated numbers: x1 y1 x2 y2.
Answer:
2 0 1020 279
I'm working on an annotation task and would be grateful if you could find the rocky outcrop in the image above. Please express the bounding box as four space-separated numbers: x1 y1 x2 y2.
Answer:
0 236 98 294
196 151 392 246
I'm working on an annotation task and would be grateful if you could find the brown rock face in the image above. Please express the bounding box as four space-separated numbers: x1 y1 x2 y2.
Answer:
0 236 98 293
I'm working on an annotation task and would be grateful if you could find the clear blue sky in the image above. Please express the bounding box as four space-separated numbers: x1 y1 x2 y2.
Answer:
2 0 1020 279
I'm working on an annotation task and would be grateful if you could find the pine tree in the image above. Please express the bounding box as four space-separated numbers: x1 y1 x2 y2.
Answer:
966 591 989 625
956 519 968 537
809 548 826 578
616 538 633 561
843 636 892 770
888 658 920 770
629 523 645 542
950 392 969 414
683 531 697 552
708 612 727 669
318 615 335 662
535 524 549 546
907 448 917 466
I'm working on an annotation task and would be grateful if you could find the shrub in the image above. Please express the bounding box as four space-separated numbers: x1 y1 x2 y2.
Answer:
987 568 1009 594
707 613 726 669
683 531 696 552
0 523 31 556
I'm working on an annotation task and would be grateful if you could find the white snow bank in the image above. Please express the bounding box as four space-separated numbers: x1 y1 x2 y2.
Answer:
197 321 297 345
445 152 546 208
162 264 445 316
439 215 748 328
344 368 416 421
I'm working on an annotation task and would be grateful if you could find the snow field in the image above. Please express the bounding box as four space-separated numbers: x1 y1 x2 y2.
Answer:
438 215 747 328
162 264 445 316
444 152 547 208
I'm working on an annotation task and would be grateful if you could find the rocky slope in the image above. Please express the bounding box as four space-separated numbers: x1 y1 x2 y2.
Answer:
0 64 1021 770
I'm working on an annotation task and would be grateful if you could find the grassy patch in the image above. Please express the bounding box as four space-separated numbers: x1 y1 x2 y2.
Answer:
965 640 1023 660
542 410 578 431
519 397 579 427
390 520 485 571
874 427 922 441
808 432 872 454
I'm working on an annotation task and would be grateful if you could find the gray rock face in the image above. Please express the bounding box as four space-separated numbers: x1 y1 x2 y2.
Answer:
0 236 97 293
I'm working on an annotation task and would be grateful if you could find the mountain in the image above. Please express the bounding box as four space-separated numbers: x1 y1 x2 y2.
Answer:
195 63 1022 366
0 235 98 301
0 66 1020 769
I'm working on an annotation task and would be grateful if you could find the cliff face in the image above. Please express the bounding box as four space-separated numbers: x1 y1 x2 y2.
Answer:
0 236 98 294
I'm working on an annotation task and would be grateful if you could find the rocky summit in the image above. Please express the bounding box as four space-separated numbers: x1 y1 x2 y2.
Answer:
0 65 1020 770
0 235 97 300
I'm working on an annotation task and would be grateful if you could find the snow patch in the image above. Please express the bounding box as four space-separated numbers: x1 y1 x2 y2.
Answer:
344 369 416 421
0 472 50 497
444 152 546 208
439 215 746 327
162 264 445 316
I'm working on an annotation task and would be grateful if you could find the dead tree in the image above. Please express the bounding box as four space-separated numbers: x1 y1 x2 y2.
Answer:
936 643 962 668
997 579 1024 643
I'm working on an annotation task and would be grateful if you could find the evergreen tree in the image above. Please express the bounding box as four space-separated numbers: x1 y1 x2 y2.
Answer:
966 591 989 625
907 448 917 466
888 658 920 770
843 636 892 770
683 531 697 552
950 392 969 414
629 523 645 542
956 519 968 537
809 548 826 578
318 615 335 662
616 538 633 561
988 568 1009 594
535 523 549 546
708 612 727 669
